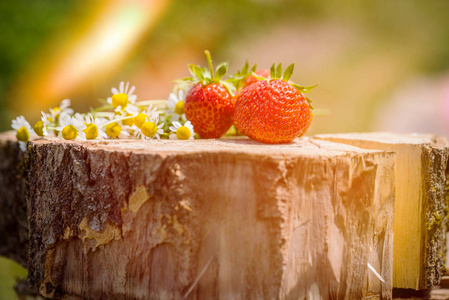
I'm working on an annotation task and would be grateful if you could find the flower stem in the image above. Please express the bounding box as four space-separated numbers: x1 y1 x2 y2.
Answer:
101 115 135 128
204 50 214 80
90 112 114 117
90 104 113 112
136 100 168 106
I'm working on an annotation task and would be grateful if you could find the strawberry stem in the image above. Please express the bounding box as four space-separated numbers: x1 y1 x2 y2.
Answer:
204 50 215 80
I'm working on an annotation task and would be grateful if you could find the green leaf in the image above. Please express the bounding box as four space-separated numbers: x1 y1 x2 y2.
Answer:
222 81 237 96
176 77 194 82
203 68 213 83
251 71 268 81
188 64 197 77
270 63 276 79
188 64 205 81
275 63 282 78
215 62 228 81
306 97 314 110
241 60 249 75
291 83 319 93
251 64 257 73
282 64 294 82
228 75 245 83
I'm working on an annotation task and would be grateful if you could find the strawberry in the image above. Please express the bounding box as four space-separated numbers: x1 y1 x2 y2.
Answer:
234 63 317 144
182 51 236 138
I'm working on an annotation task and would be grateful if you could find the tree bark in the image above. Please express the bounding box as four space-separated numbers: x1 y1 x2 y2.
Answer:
314 133 449 290
0 132 397 299
0 135 28 267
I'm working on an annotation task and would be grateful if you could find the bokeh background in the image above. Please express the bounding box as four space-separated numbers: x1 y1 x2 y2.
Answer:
1 0 449 298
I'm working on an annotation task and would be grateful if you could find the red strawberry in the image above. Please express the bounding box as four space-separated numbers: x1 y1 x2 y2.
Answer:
234 63 317 144
245 69 270 86
183 51 236 138
185 83 234 138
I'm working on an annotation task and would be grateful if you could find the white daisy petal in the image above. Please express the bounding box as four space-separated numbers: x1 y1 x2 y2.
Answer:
74 113 84 123
60 99 71 110
41 111 48 123
168 93 177 103
119 81 124 93
124 82 130 94
64 108 74 115
128 85 135 95
11 121 20 131
179 90 185 100
19 142 27 151
111 87 119 95
59 114 71 127
77 131 87 141
125 105 139 114
98 131 108 139
11 116 31 131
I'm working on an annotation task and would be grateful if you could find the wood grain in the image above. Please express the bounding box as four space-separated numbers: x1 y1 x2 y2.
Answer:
314 132 449 290
0 132 396 299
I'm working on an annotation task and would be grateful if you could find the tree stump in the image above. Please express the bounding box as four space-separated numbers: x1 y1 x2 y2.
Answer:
314 133 449 290
0 132 396 299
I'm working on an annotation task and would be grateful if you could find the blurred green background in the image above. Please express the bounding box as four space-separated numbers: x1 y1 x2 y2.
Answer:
2 0 449 298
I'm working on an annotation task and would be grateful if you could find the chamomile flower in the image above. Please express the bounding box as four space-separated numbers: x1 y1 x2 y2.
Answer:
133 104 158 129
116 111 135 127
56 114 87 140
104 114 131 138
11 116 32 151
136 114 164 140
50 99 74 122
167 89 186 121
169 121 195 140
74 113 107 140
107 81 138 112
32 112 49 137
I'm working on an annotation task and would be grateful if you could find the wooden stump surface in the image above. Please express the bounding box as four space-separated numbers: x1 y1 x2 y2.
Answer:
1 131 448 299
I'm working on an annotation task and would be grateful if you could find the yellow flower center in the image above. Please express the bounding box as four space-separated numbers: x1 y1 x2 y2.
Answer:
61 125 78 140
141 122 158 138
134 113 148 129
176 126 191 140
53 107 61 122
105 122 121 138
83 124 98 140
112 93 128 109
122 113 134 126
174 100 185 115
33 121 45 137
16 126 30 142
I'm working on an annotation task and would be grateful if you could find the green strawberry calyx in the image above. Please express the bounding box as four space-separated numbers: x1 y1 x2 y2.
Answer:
228 60 257 91
251 63 318 110
178 50 237 96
